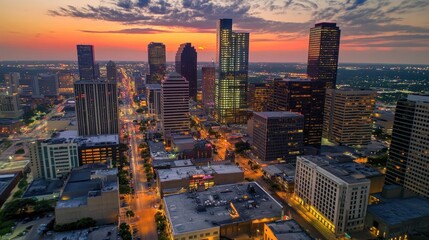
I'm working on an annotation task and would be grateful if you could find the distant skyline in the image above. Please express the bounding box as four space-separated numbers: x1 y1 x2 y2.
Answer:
1 0 429 64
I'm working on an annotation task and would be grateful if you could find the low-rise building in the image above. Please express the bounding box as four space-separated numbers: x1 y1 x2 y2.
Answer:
156 164 244 195
0 118 22 137
22 179 63 200
263 164 296 193
164 182 283 240
55 164 119 225
264 220 313 240
294 155 371 235
0 173 22 206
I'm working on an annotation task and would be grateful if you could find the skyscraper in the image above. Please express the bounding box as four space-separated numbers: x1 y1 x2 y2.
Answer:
161 73 190 138
248 82 273 112
307 23 341 89
148 42 166 84
215 19 249 124
35 73 59 97
77 45 96 81
106 61 117 81
202 66 216 109
252 112 304 162
386 95 429 197
323 88 377 146
267 77 325 148
175 43 197 99
74 45 119 136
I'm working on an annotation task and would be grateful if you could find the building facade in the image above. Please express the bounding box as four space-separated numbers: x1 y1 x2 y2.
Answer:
35 73 59 97
161 73 190 137
74 80 119 136
248 82 273 112
386 95 429 198
202 66 216 109
175 43 198 99
146 84 162 120
267 78 325 148
0 93 22 118
148 42 166 84
215 19 249 124
106 60 117 81
307 23 341 89
294 156 370 235
253 112 304 162
323 88 377 146
77 45 96 81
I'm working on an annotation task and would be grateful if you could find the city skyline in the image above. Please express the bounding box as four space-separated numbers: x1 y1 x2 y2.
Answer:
1 0 429 64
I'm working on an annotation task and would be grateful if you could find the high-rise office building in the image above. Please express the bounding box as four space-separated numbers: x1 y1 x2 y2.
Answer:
267 77 325 148
146 84 162 120
77 45 96 81
386 95 429 198
202 66 216 109
295 155 370 234
252 112 304 162
175 43 197 99
94 63 100 79
161 73 189 137
35 73 59 97
323 88 377 146
248 82 273 112
0 93 22 118
307 23 341 89
148 42 166 84
215 19 249 124
74 81 118 136
3 72 20 94
106 61 117 81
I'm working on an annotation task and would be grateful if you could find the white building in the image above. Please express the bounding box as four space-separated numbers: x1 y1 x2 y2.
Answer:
294 155 370 235
161 73 189 138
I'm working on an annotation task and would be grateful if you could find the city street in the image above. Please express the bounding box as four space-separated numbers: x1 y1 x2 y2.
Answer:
119 68 158 240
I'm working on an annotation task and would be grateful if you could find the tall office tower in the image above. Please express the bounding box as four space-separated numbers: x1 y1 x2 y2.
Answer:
3 72 21 94
35 73 59 97
148 42 166 84
161 73 190 137
267 77 325 148
106 61 117 81
295 155 370 235
77 45 96 81
202 66 216 109
248 82 273 112
307 23 341 89
215 19 249 124
94 63 100 79
386 95 429 197
74 81 119 136
146 84 162 120
323 88 377 146
252 112 304 162
0 93 22 118
175 43 197 99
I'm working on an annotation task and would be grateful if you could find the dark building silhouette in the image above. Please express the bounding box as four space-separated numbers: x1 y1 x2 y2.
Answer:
77 45 96 81
248 82 272 112
175 43 198 99
307 23 341 89
215 19 249 124
106 61 117 81
202 66 216 109
148 42 166 84
268 77 325 148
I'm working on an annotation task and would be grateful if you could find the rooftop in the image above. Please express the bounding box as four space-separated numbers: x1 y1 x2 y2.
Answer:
22 179 63 198
164 182 283 235
266 220 313 240
157 164 242 182
298 155 378 184
45 130 119 146
368 197 429 225
0 173 18 195
254 111 303 119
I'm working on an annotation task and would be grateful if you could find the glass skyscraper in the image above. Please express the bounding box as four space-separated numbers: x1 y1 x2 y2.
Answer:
148 42 166 84
77 45 96 81
175 43 197 99
215 19 249 124
307 23 341 89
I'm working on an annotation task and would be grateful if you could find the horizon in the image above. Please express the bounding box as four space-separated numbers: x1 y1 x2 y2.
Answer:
1 0 429 64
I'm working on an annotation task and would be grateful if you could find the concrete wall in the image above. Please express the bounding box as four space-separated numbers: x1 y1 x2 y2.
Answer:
214 172 244 186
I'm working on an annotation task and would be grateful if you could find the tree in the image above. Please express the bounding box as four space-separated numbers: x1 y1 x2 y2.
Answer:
235 142 251 154
119 223 132 240
120 185 132 195
126 209 135 219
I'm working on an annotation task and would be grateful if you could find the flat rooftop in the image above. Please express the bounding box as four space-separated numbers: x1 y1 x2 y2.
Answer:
266 220 313 240
158 164 242 182
368 197 429 225
298 155 377 184
164 182 283 235
22 179 63 198
149 141 166 153
254 111 302 119
46 130 119 145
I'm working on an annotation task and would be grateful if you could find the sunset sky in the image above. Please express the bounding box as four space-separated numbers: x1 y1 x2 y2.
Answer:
1 0 429 64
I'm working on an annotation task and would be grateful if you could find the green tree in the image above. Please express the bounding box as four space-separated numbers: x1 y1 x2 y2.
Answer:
235 142 251 154
126 209 135 219
119 223 132 240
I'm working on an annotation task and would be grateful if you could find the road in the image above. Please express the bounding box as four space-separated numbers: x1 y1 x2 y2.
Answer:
118 68 158 240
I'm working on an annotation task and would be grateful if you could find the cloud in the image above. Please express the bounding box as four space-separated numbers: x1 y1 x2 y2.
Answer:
80 28 172 34
48 0 429 49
